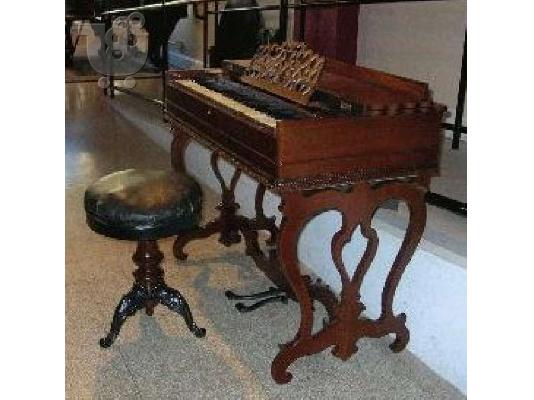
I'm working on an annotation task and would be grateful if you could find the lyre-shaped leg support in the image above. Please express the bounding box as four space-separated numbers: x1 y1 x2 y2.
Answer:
173 151 243 260
271 180 428 384
171 146 286 313
224 183 286 312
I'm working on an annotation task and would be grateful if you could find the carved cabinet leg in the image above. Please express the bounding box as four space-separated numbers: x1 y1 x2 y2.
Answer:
271 192 317 384
211 152 242 246
225 183 292 313
271 181 427 384
173 219 224 260
171 126 191 173
254 184 278 247
172 148 281 266
173 151 243 259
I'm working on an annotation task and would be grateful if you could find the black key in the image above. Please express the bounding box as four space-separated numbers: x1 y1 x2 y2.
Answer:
194 76 310 120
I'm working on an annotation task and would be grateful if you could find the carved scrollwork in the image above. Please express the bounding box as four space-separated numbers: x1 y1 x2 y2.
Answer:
173 152 280 272
100 240 205 348
170 123 191 173
271 180 427 383
170 146 429 384
241 42 326 105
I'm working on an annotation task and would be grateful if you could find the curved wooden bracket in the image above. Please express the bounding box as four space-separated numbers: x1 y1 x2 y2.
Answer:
173 151 278 263
171 125 191 173
271 180 427 384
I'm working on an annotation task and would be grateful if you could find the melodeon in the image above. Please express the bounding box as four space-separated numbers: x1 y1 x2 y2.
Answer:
166 42 445 191
165 42 447 384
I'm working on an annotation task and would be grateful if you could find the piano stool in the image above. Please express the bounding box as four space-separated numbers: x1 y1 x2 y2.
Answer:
83 169 206 348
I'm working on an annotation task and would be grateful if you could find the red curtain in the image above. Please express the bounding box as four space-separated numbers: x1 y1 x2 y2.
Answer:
293 5 360 64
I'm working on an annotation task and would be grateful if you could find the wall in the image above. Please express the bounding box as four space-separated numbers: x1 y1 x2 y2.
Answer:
357 0 467 127
168 2 287 68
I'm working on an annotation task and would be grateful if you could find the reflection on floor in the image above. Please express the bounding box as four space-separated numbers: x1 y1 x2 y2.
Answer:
66 81 465 399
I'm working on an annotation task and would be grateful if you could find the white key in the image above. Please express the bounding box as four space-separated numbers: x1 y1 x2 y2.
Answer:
175 80 277 128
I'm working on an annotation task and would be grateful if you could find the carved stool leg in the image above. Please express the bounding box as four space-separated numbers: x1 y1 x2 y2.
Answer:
156 285 206 337
145 300 157 316
132 240 164 318
99 284 146 348
100 240 205 348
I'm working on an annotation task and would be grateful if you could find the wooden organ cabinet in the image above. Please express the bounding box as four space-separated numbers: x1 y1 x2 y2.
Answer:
165 42 445 383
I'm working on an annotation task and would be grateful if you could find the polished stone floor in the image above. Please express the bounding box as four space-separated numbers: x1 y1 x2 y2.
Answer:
66 81 465 399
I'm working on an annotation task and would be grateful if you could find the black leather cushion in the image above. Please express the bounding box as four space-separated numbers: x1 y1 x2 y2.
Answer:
84 169 202 240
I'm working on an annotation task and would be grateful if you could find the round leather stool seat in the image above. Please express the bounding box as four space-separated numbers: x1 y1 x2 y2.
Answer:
84 169 202 240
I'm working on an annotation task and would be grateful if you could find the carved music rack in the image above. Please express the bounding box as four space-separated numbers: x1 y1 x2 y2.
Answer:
241 42 326 105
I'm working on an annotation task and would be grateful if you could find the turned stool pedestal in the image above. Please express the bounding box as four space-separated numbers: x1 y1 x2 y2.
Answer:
84 169 206 348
